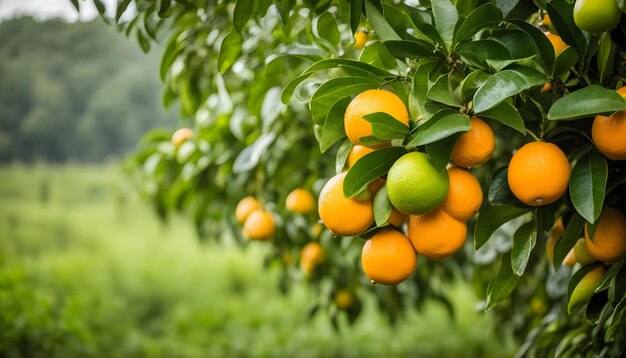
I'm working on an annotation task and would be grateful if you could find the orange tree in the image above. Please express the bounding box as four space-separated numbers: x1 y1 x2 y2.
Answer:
79 0 626 355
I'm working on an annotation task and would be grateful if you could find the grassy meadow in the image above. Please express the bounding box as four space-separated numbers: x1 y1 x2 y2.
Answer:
0 164 514 357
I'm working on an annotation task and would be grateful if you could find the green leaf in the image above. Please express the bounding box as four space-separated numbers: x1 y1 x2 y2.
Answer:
546 0 587 59
160 32 181 81
480 101 525 134
315 11 340 48
486 251 520 310
426 134 459 171
511 221 537 276
509 20 555 73
336 140 352 174
491 29 538 61
457 40 510 70
383 40 436 58
406 112 470 147
362 112 410 140
410 64 432 119
553 212 586 270
158 0 172 17
553 46 579 77
373 184 392 227
349 0 364 34
233 133 276 173
453 4 502 45
547 86 626 120
403 4 445 46
281 59 390 103
427 75 462 107
320 98 350 153
233 0 255 33
343 146 407 198
473 66 547 113
364 0 401 41
218 31 243 73
597 34 615 85
136 30 151 53
116 0 132 22
94 0 106 14
257 0 272 16
494 0 519 17
570 153 607 224
474 205 530 250
488 166 526 207
70 0 80 11
431 0 458 50
309 77 382 125
567 263 604 313
358 135 386 147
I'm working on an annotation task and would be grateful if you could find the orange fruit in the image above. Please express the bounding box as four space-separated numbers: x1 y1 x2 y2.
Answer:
361 230 416 285
285 189 316 214
407 208 467 260
388 207 408 227
507 142 571 206
450 117 495 168
592 86 626 161
344 89 409 146
354 31 368 49
584 207 626 263
347 145 375 168
235 196 262 223
542 14 552 28
171 128 193 148
243 209 275 240
335 289 355 309
318 172 374 236
300 242 324 273
545 32 569 56
563 249 577 267
542 82 553 93
440 166 483 222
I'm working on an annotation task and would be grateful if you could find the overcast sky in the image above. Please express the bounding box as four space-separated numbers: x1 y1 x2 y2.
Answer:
0 0 118 22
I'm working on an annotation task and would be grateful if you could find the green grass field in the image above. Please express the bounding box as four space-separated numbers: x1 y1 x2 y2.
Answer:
0 164 514 357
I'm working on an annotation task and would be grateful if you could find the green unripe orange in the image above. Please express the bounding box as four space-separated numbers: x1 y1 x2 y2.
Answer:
573 0 621 34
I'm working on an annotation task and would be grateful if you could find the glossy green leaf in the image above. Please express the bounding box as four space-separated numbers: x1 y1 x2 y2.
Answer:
116 0 132 22
427 75 462 107
547 86 626 120
486 251 520 310
426 134 459 171
567 263 604 314
488 166 526 207
403 4 444 46
406 112 470 147
597 33 615 85
218 31 243 73
336 140 352 174
383 40 435 58
233 133 276 173
553 46 579 77
349 0 364 34
364 0 401 41
546 0 587 59
509 20 555 72
432 0 458 49
511 221 537 276
233 0 255 33
457 40 510 70
363 112 410 140
70 0 80 11
373 184 392 227
315 11 340 47
309 77 382 125
474 205 530 250
480 101 525 134
453 4 502 45
473 66 547 113
553 212 586 270
570 153 607 224
343 146 407 198
320 98 350 153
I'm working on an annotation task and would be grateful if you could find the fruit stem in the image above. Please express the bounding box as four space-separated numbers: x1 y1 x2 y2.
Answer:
526 129 541 142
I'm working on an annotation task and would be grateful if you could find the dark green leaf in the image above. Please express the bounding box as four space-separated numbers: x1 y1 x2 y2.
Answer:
491 29 538 60
547 86 626 120
336 140 352 174
426 134 459 171
136 30 150 53
70 0 80 11
373 185 392 227
554 212 586 270
309 77 382 125
597 33 615 85
474 205 530 250
383 40 435 58
364 0 401 41
567 263 603 313
511 221 537 276
116 0 132 22
488 166 526 207
320 98 350 153
494 0 519 17
473 66 547 113
432 0 458 49
403 4 444 46
158 0 172 17
453 4 502 45
233 0 255 33
480 101 525 134
218 31 243 73
343 147 407 198
257 0 272 16
546 0 587 59
486 251 521 310
363 112 410 140
457 40 510 70
427 75 462 107
409 64 431 119
94 0 106 14
570 153 607 224
553 46 579 77
350 0 364 34
315 11 340 47
406 113 470 147
509 20 555 72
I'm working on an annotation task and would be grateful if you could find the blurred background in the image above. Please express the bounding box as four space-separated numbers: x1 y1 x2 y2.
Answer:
0 1 513 356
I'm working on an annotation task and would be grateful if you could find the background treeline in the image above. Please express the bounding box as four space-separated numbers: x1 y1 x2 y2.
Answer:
0 17 175 162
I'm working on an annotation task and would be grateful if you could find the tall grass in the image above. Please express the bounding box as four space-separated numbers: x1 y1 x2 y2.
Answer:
0 164 515 357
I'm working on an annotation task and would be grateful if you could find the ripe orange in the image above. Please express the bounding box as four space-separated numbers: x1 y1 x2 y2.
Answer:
507 142 571 206
592 86 626 161
361 230 416 285
542 14 552 28
285 189 316 214
407 208 467 260
171 128 193 148
542 82 553 93
300 242 325 274
354 31 368 49
347 145 375 168
440 166 483 222
335 289 355 309
584 208 626 263
318 172 374 236
450 117 495 168
545 32 569 56
243 209 275 240
344 89 409 146
235 196 262 223
388 207 408 227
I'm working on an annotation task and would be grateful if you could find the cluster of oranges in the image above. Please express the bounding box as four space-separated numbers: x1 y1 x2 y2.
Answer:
235 196 276 240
